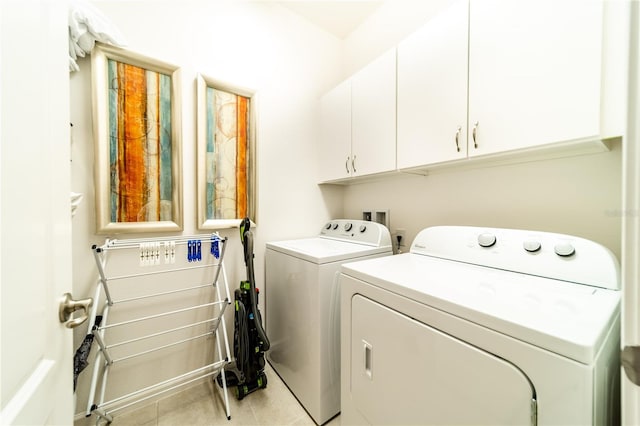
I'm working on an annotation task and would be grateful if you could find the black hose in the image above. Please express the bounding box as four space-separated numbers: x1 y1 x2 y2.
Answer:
235 300 249 373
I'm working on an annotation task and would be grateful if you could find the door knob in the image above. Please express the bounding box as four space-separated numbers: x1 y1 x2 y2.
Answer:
59 293 93 329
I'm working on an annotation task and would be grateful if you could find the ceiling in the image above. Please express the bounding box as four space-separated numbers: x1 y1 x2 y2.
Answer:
276 1 384 39
92 0 383 40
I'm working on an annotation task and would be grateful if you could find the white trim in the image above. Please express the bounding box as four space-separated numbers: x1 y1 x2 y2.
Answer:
622 0 640 424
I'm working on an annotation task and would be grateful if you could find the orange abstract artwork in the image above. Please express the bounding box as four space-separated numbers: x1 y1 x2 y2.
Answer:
108 60 173 223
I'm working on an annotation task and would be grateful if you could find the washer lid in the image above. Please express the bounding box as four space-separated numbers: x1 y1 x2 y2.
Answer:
266 219 392 264
267 237 392 264
341 254 620 365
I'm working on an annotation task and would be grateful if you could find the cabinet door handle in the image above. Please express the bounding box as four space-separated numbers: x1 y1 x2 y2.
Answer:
345 156 350 174
352 155 357 173
472 121 479 149
455 126 462 152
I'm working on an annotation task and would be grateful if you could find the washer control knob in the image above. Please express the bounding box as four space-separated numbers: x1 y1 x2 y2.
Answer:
478 233 497 248
344 223 353 232
523 241 541 253
554 242 575 257
332 223 339 230
325 223 332 230
359 225 367 233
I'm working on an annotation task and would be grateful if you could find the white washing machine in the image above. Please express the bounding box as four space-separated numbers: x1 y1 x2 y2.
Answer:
340 226 620 425
266 219 392 425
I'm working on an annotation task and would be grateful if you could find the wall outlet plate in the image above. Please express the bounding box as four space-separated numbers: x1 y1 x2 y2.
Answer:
395 228 406 247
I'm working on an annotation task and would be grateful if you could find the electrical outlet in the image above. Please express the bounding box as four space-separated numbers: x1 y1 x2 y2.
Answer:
395 228 406 247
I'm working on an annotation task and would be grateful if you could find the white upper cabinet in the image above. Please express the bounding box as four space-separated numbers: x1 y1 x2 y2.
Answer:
396 0 625 172
318 79 352 182
351 48 397 178
321 0 627 181
468 0 604 157
318 49 397 183
397 0 469 169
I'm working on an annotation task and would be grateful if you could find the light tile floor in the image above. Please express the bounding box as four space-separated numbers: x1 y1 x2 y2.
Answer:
76 363 340 426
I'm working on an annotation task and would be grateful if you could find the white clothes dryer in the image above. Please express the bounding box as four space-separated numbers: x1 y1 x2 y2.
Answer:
340 226 620 425
266 220 392 425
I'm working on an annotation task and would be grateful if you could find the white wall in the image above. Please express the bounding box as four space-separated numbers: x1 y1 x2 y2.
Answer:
71 1 343 417
341 149 622 258
338 0 623 259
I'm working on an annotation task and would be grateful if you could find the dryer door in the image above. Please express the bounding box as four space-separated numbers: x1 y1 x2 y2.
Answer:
350 295 536 425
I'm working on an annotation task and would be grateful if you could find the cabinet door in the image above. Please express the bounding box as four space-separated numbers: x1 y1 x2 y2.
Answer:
351 48 397 177
468 0 602 157
319 79 352 182
397 0 469 169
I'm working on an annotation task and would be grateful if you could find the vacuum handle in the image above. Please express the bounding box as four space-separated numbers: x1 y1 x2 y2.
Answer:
240 220 271 351
240 217 252 265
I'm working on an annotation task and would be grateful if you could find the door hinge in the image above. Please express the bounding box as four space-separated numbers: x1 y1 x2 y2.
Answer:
622 345 640 387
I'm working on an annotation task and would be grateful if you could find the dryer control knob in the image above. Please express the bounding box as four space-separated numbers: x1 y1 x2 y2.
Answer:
478 233 497 248
523 241 541 253
332 223 339 230
359 225 367 233
554 242 575 257
325 223 332 230
344 223 353 232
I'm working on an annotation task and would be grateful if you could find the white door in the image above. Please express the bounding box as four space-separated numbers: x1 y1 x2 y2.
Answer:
0 0 74 424
350 48 396 177
318 80 352 182
397 0 468 169
468 0 602 156
622 2 640 424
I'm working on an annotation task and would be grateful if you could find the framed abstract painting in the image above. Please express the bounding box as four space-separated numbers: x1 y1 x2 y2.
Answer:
91 44 183 234
196 74 256 229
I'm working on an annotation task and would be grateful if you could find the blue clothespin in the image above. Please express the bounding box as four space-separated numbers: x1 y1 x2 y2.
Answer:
211 234 220 259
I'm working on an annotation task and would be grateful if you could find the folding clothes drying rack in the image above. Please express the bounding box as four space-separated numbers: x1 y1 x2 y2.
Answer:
84 234 233 424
